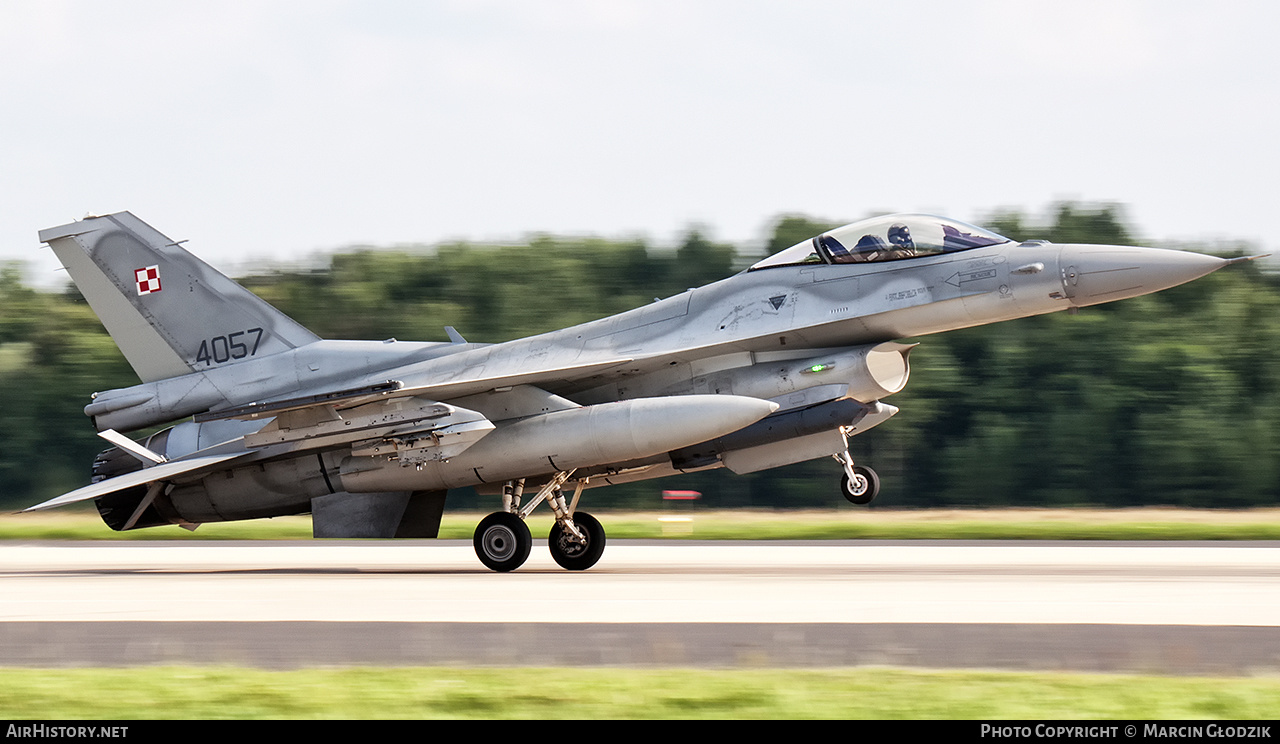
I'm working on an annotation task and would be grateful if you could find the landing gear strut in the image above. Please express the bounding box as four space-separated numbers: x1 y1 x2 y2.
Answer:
472 470 607 572
833 429 879 505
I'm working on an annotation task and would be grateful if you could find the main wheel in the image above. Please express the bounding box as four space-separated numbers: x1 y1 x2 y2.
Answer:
474 511 532 572
841 465 880 505
548 512 606 571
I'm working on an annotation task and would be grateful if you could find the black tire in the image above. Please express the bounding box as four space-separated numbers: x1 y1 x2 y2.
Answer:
473 512 532 572
548 512 606 571
841 465 880 505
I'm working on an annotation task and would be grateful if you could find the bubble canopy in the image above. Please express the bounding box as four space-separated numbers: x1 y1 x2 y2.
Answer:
750 214 1011 271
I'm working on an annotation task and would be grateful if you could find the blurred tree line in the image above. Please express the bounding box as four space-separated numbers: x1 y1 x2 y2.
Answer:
1 203 1276 512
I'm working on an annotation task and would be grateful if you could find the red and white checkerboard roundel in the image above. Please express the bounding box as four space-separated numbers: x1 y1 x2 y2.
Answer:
134 265 161 296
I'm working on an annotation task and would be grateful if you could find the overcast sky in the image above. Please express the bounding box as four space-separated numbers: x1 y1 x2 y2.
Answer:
2 1 1277 285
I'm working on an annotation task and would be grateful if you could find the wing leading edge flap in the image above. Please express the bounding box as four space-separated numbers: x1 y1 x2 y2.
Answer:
22 452 249 512
195 381 404 423
197 357 634 424
392 357 634 400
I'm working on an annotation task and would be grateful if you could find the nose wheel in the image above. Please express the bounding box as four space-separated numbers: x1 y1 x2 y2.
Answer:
834 449 879 505
840 466 879 504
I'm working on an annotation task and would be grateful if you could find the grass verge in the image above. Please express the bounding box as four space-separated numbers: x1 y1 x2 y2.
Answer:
0 666 1278 719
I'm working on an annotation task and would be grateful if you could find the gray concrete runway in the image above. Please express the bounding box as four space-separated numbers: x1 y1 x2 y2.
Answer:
3 540 1279 673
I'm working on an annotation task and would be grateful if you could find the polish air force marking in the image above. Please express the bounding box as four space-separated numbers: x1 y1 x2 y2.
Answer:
135 265 161 295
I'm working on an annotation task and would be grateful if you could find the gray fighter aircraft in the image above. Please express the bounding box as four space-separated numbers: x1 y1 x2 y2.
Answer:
25 212 1254 570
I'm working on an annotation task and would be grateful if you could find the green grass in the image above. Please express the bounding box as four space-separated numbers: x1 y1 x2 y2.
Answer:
0 666 1277 719
5 507 1280 541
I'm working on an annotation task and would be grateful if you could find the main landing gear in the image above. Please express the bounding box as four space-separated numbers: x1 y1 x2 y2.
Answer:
473 512 531 572
473 470 606 572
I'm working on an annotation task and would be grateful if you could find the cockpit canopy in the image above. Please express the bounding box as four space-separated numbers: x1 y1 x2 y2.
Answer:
751 214 1010 271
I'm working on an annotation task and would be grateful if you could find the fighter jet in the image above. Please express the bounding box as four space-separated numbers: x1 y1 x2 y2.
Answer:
25 212 1255 571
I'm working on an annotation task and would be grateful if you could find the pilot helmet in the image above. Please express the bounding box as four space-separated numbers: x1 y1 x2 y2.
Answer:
888 223 914 249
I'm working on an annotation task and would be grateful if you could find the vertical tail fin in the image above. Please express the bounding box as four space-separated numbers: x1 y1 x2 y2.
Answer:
40 212 319 383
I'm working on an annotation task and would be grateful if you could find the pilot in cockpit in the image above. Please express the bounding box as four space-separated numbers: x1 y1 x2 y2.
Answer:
843 223 917 263
885 223 917 259
851 234 889 262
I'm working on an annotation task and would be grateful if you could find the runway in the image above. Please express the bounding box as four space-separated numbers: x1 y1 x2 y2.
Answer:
3 540 1279 673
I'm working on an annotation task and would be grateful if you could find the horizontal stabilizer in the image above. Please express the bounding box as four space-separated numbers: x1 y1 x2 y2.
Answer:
23 452 249 512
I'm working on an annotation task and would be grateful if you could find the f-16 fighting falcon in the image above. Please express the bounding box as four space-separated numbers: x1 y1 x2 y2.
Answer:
24 212 1256 570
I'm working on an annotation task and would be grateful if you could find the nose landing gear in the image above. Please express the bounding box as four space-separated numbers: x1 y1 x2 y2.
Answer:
833 450 879 505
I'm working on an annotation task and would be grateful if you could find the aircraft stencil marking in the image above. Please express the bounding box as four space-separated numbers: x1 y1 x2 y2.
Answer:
944 268 998 287
886 287 928 302
27 210 1262 572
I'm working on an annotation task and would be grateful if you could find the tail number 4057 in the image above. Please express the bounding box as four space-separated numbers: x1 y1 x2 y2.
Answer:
195 328 265 366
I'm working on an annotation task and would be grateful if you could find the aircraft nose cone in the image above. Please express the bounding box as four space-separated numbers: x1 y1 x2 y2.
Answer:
1061 245 1227 307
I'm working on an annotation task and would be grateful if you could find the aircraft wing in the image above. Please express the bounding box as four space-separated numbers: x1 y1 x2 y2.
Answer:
22 452 250 512
181 357 634 462
391 357 635 401
30 358 637 513
197 357 634 423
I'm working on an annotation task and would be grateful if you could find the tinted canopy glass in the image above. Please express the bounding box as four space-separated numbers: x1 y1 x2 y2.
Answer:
751 214 1010 270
